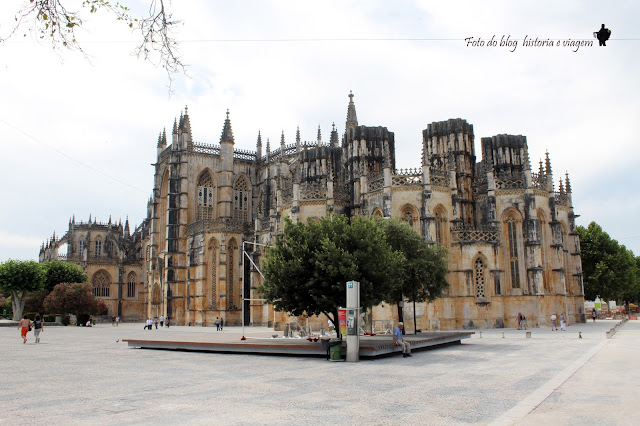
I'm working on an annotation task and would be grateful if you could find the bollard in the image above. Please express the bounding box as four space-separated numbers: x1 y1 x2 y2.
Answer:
525 331 531 338
501 331 505 338
479 331 482 338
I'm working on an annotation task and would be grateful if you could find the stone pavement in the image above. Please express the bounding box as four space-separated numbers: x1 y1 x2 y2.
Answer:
1 319 638 425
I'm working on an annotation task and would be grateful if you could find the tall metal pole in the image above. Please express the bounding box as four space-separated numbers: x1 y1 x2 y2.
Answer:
242 241 246 339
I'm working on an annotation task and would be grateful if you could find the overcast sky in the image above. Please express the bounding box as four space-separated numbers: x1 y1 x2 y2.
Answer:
1 0 638 262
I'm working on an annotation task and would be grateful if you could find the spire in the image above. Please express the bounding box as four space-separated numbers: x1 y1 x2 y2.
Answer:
545 151 552 176
182 106 191 133
157 132 163 148
565 172 572 193
538 159 544 177
124 216 130 235
330 122 339 147
296 127 301 145
108 215 112 225
523 145 531 170
162 128 167 145
346 90 358 129
317 125 322 143
280 130 285 148
558 178 564 194
256 131 263 159
266 138 271 160
220 109 235 143
172 118 178 146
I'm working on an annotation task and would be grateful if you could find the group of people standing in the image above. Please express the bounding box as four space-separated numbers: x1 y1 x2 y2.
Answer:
214 317 224 331
18 315 44 344
144 315 168 330
549 313 567 331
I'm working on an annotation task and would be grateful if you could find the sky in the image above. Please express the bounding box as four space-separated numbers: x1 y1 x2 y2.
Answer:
1 0 639 262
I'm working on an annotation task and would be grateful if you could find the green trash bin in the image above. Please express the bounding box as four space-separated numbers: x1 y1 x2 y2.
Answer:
329 338 342 361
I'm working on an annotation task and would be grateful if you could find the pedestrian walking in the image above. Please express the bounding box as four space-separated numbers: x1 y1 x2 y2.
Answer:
160 315 165 328
560 314 567 331
18 315 32 344
33 314 44 343
520 314 527 330
154 317 159 329
215 317 220 331
550 313 557 331
516 313 523 330
220 318 224 331
112 316 116 326
592 309 597 322
116 316 120 326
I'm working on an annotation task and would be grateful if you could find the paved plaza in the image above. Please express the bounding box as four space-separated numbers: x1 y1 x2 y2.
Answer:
2 319 639 425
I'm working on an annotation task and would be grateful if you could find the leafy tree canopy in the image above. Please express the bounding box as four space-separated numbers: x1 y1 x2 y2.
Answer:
44 282 108 316
377 218 449 303
261 215 402 330
0 259 46 319
42 260 88 291
577 222 639 301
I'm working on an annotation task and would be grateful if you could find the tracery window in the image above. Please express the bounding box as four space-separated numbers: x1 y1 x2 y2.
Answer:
78 240 84 255
474 258 486 298
210 242 217 309
435 209 448 246
233 176 250 222
92 270 110 297
506 217 521 289
197 172 215 220
94 239 102 257
227 240 237 309
127 272 136 298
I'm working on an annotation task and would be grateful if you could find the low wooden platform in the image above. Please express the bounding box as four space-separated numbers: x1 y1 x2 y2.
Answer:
123 331 473 358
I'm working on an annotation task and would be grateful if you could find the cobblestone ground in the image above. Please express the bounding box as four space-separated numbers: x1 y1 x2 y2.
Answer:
1 319 637 425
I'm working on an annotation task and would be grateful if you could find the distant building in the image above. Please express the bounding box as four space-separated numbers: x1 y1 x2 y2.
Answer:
40 93 585 329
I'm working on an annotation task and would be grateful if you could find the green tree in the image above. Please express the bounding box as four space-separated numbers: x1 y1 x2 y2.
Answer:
22 260 88 315
577 222 639 301
0 260 46 320
377 218 449 330
44 282 108 318
261 215 402 337
42 260 88 292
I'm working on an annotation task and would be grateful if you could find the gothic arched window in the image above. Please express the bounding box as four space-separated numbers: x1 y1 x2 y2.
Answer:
127 272 136 298
233 176 250 222
474 257 486 298
208 238 218 309
227 239 237 309
78 240 84 256
434 207 448 246
197 172 215 220
92 270 111 297
94 238 102 257
505 216 521 289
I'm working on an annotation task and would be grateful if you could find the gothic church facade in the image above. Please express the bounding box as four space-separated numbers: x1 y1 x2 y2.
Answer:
40 93 585 329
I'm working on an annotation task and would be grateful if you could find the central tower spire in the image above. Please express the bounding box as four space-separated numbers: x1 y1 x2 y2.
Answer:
346 90 358 131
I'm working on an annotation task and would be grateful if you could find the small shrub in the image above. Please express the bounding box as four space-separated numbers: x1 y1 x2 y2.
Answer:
61 315 70 326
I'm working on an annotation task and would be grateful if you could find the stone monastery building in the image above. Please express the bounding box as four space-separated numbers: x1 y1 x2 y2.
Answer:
40 93 585 330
